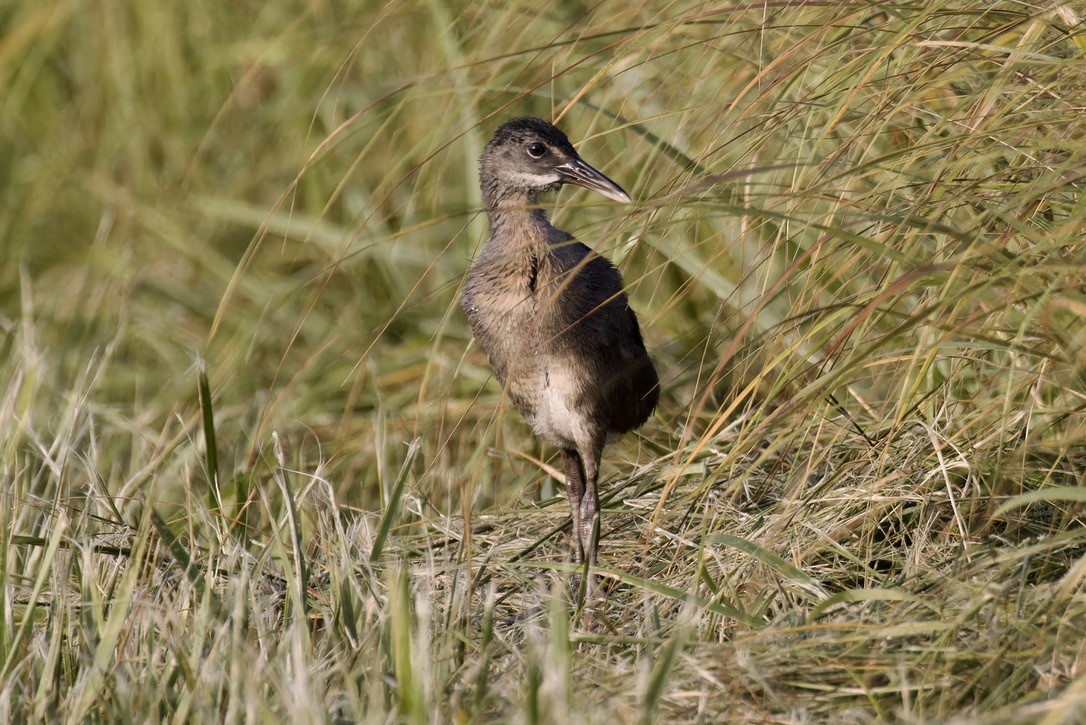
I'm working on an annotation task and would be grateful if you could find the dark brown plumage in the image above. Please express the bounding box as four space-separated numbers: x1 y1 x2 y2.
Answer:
461 117 659 586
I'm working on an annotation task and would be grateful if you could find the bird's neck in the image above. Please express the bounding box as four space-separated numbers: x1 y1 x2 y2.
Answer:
483 189 558 248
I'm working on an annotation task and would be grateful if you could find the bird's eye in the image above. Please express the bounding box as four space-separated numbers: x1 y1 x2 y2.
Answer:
526 142 546 158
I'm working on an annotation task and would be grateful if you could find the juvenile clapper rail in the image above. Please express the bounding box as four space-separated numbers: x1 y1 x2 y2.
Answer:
461 117 659 591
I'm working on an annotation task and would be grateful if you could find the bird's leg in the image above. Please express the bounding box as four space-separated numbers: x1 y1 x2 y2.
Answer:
578 440 605 597
562 449 586 563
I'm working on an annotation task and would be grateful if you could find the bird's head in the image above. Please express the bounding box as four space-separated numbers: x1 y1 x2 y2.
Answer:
479 117 631 207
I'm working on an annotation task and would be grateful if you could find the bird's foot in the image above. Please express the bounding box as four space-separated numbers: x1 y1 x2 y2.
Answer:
568 569 598 604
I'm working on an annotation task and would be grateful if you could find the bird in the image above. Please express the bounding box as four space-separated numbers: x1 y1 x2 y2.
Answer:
461 116 659 591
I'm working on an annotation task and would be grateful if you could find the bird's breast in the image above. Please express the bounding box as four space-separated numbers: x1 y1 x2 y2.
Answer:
462 256 542 380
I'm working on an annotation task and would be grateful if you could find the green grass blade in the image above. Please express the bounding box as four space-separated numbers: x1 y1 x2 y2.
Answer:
369 438 421 564
194 356 221 514
641 627 687 725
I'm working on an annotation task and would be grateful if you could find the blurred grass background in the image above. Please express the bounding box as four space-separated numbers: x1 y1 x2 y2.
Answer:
3 0 1086 721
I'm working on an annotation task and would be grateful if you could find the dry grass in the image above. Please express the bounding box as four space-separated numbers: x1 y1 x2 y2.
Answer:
3 0 1086 721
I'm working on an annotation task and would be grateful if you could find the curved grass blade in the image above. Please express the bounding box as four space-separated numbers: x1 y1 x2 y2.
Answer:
994 486 1086 517
711 533 827 600
808 587 935 623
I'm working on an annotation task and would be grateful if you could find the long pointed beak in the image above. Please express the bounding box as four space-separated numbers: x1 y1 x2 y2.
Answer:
556 158 632 204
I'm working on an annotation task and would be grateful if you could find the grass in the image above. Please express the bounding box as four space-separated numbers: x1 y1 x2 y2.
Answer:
3 0 1086 721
